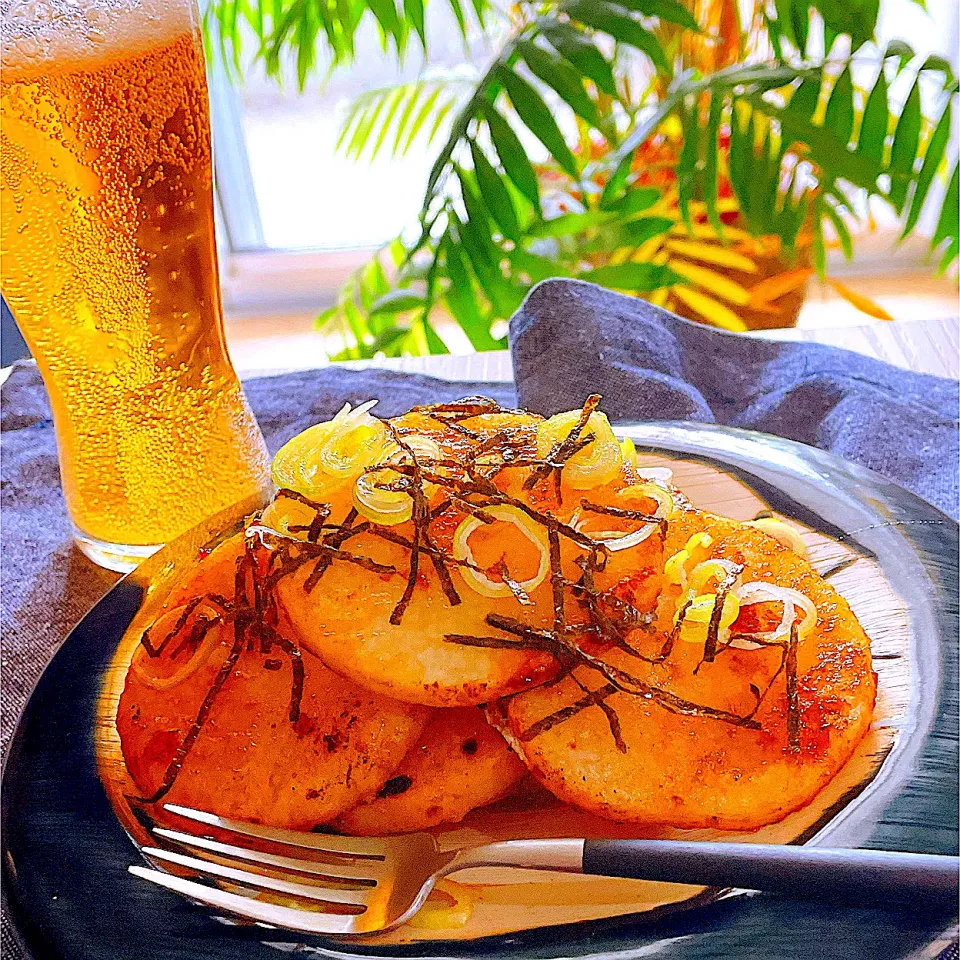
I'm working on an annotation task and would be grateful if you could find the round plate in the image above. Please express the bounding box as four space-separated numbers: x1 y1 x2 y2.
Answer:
3 422 957 960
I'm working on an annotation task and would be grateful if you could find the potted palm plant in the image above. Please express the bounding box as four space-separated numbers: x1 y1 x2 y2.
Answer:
208 0 958 357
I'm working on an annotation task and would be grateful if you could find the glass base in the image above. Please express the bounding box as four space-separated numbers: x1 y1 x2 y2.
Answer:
73 528 164 574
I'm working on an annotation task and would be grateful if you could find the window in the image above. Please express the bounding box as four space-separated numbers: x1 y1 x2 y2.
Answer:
212 5 498 312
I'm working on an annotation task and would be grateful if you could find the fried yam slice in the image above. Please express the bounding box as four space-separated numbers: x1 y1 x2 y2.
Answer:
274 411 667 708
335 707 527 835
499 509 877 830
116 533 428 829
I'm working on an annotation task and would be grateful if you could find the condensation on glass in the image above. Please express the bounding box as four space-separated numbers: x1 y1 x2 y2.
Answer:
1 0 271 570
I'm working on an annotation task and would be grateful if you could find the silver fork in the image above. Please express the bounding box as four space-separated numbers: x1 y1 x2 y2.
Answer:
130 803 959 936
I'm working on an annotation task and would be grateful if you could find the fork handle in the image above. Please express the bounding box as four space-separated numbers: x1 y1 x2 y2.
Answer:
581 840 960 909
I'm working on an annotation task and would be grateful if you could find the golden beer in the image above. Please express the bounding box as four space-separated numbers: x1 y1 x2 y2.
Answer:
1 0 271 569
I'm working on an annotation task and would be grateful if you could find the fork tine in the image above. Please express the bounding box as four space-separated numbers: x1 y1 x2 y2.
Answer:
163 805 387 859
153 828 386 882
142 847 373 906
128 866 362 935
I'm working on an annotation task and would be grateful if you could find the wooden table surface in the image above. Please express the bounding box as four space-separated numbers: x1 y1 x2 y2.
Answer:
323 315 959 384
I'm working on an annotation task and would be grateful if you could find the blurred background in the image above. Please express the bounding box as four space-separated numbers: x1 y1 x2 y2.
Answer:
3 0 958 373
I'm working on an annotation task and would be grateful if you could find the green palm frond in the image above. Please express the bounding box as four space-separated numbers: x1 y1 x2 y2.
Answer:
765 0 927 58
322 28 957 358
411 4 698 232
318 239 451 358
336 75 475 161
667 50 958 271
203 0 491 87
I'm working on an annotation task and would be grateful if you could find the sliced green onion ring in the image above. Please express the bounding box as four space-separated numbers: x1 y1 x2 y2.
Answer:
536 410 623 489
730 582 817 649
569 482 673 553
353 434 447 526
271 399 388 498
354 467 413 525
744 517 809 559
132 604 224 690
452 505 550 599
675 557 743 645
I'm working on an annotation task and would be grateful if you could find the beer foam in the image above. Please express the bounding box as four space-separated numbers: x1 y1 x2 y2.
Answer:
1 0 196 78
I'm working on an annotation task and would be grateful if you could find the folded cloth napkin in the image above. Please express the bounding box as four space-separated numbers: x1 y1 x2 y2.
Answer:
512 279 959 520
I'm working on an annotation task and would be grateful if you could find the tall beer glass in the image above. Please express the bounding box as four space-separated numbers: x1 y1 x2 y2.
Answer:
1 0 271 571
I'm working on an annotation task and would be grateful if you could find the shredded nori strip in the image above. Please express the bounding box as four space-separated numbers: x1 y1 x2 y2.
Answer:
480 437 593 478
443 632 557 654
573 560 647 661
429 499 453 521
523 394 601 492
469 486 601 552
286 521 339 536
137 549 256 804
483 614 600 650
386 425 429 625
547 528 565 631
443 493 498 524
470 429 520 461
572 673 627 753
411 397 502 417
701 564 744 665
271 491 335 542
137 626 246 805
391 541 419 625
744 644 788 720
275 488 328 512
723 633 786 650
785 621 800 750
366 479 413 493
562 577 653 633
258 531 396 577
423 524 461 607
306 504 332 542
493 559 533 605
317 545 396 575
303 508 362 593
136 530 313 802
518 682 618 742
140 595 210 658
579 500 660 523
478 612 760 728
271 631 305 723
657 598 692 661
368 527 465 565
411 397 528 421
376 463 600 551
440 419 483 438
167 614 221 662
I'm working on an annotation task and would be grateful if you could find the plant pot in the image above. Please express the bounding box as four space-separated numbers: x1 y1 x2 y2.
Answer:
663 234 814 332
